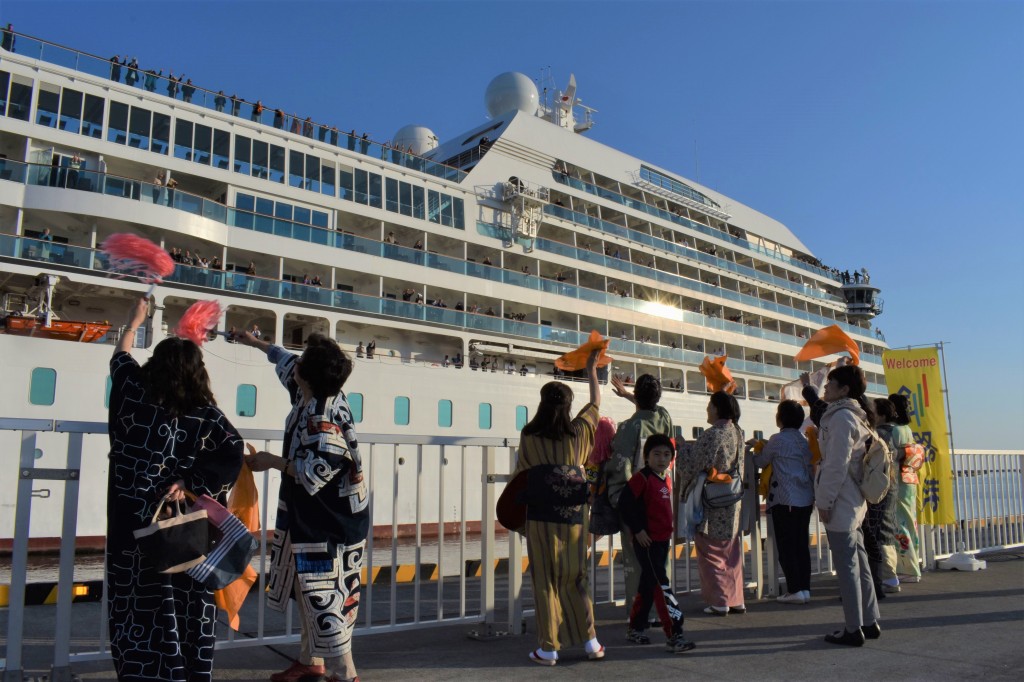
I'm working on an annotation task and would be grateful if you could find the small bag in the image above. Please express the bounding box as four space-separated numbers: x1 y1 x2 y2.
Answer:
133 493 210 573
703 467 744 509
185 494 259 590
858 432 893 504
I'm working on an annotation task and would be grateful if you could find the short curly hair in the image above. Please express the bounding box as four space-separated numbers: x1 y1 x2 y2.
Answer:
297 333 352 399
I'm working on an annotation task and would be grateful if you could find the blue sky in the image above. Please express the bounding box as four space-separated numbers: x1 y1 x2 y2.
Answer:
4 0 1021 448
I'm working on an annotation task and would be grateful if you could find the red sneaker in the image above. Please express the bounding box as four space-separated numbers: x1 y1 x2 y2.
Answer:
270 661 326 682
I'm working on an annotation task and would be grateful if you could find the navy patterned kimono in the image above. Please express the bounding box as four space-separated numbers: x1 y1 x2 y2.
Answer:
264 345 369 658
106 351 244 682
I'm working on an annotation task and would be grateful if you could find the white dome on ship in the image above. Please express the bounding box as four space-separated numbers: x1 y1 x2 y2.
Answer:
393 125 438 155
484 72 538 118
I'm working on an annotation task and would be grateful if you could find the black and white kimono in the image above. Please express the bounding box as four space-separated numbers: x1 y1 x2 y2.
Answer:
264 345 369 658
106 351 244 682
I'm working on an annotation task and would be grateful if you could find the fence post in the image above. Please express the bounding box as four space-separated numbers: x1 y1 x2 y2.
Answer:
479 445 497 636
3 427 42 682
507 447 524 635
49 426 84 682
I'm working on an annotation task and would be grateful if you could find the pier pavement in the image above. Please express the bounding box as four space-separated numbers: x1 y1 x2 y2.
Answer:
6 553 1022 681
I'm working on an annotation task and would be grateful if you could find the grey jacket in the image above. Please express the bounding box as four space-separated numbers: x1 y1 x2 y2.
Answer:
816 398 871 532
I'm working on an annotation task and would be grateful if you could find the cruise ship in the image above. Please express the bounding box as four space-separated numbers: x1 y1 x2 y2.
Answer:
0 32 886 547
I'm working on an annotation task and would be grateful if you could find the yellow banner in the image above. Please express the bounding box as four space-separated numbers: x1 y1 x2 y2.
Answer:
882 348 955 525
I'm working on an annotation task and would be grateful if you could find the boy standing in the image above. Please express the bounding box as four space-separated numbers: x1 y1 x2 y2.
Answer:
618 434 696 654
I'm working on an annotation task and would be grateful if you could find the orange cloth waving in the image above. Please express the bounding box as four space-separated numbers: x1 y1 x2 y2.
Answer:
554 330 613 372
794 325 860 365
214 459 260 631
699 355 735 393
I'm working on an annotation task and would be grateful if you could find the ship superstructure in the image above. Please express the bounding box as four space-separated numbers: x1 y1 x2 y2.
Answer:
0 33 886 543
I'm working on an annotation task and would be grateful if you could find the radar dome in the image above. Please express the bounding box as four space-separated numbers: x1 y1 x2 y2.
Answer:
393 125 438 155
485 72 538 118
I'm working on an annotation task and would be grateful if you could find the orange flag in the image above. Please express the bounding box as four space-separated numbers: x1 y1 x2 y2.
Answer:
214 461 260 631
554 330 614 372
793 325 860 365
699 355 736 394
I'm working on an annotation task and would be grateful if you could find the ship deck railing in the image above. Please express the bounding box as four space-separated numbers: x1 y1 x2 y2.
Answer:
0 31 466 183
553 173 844 296
0 230 886 394
0 159 882 356
1 418 1020 679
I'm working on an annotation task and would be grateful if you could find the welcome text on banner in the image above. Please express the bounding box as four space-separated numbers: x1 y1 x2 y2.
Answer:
882 348 955 525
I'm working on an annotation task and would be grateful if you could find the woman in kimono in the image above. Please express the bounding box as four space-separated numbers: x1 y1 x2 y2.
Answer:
236 330 367 682
677 391 746 616
106 297 244 681
514 349 605 666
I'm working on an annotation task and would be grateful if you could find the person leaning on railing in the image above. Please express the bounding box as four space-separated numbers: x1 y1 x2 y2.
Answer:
105 296 244 682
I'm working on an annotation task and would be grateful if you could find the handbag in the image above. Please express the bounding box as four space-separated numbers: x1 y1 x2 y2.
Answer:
702 468 744 508
133 493 210 573
702 426 745 509
185 493 259 589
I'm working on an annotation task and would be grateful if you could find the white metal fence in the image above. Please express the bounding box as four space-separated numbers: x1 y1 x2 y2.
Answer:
2 418 1020 682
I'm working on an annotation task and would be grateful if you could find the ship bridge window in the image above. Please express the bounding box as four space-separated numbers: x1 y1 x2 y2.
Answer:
129 107 152 150
234 135 252 175
107 101 128 144
6 77 32 121
152 113 170 154
353 169 383 208
57 88 82 134
0 70 9 117
82 94 104 139
35 83 60 128
236 384 257 417
29 367 57 406
212 129 230 169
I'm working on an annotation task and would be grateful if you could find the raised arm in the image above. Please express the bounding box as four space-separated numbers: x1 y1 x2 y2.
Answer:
586 348 601 409
116 296 149 354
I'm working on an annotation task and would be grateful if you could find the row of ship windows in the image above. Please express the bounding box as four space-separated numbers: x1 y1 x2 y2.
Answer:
28 369 527 431
0 73 466 229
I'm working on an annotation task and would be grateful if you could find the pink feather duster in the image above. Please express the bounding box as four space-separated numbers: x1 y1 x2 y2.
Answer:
175 300 222 346
101 233 175 284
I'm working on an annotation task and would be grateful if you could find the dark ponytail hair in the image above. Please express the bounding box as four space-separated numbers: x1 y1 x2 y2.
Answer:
827 364 876 426
874 398 896 424
137 337 216 417
889 393 911 426
522 381 575 440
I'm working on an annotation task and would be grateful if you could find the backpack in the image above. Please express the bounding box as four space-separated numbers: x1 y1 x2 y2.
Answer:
858 428 893 504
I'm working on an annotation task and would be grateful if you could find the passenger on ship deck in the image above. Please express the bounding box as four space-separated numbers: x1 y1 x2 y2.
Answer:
233 331 367 682
677 391 746 617
106 297 244 682
604 373 674 639
215 91 227 112
815 364 881 646
355 341 364 358
514 348 605 665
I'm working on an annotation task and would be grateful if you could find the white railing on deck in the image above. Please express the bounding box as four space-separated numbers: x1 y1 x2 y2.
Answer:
2 417 1020 681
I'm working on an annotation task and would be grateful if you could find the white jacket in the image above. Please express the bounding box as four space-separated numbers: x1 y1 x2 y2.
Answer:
815 398 870 532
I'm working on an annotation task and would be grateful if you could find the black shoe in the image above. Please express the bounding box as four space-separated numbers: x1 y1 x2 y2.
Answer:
729 605 747 614
861 622 881 639
824 629 866 647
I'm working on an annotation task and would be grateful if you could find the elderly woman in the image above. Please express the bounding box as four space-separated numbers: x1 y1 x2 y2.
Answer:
514 349 605 666
237 331 367 682
678 391 746 616
107 297 244 681
816 364 881 646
